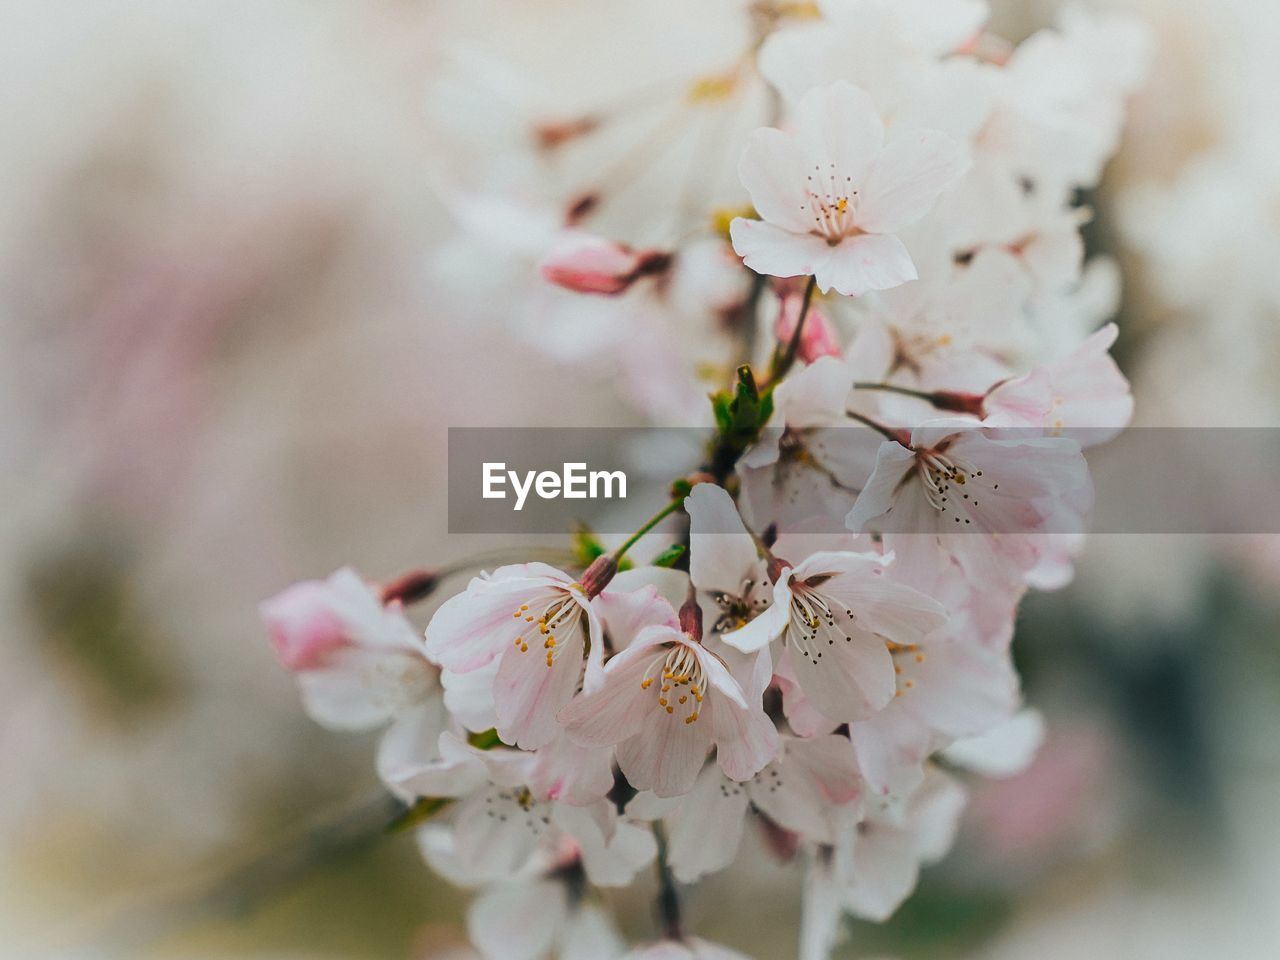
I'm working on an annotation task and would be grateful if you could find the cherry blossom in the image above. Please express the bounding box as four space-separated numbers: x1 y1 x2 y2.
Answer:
409 732 653 887
846 418 1093 587
466 878 626 960
560 607 778 798
540 232 671 296
730 82 966 296
423 561 609 750
983 322 1134 445
723 550 946 723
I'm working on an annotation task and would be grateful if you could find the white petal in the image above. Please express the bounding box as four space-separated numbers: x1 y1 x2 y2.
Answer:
467 880 566 960
738 127 814 233
493 628 585 749
812 233 918 296
666 765 750 882
792 81 885 183
616 709 711 798
857 129 966 234
686 483 763 596
731 218 830 281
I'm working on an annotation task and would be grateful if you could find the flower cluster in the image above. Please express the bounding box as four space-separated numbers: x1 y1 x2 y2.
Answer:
263 2 1145 957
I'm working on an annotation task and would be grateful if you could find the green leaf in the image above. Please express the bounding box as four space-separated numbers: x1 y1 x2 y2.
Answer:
571 524 607 565
651 544 687 568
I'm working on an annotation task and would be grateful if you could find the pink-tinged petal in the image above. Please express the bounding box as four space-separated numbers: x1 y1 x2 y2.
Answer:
775 648 841 737
666 765 750 882
594 585 679 654
695 642 750 711
788 626 895 722
529 735 616 806
616 709 711 798
845 440 917 532
686 483 762 596
494 627 585 749
849 705 932 802
791 81 884 184
260 580 349 671
540 231 647 295
558 640 661 747
775 292 841 363
383 731 488 800
555 802 657 887
730 218 831 280
467 880 567 960
738 127 814 233
812 233 918 296
709 689 779 782
858 129 967 234
423 575 555 673
812 575 947 648
786 733 862 804
771 356 853 429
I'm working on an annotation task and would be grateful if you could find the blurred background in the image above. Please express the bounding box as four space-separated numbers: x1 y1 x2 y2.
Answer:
2 1 1278 958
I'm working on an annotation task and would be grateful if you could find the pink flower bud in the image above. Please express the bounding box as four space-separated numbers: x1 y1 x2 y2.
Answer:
259 580 349 672
774 290 841 363
540 233 670 295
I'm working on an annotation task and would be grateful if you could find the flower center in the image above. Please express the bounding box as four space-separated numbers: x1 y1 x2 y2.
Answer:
511 591 584 667
707 577 771 634
483 785 552 833
804 162 862 243
785 582 861 666
915 448 996 524
640 643 706 724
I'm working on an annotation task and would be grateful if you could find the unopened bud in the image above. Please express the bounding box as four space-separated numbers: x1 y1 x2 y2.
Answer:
678 593 703 640
578 554 618 599
774 287 840 363
540 233 671 296
929 390 986 417
380 569 440 606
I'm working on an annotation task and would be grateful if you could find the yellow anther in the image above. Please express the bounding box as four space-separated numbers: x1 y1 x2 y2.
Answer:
666 706 674 714
836 197 849 213
679 696 688 704
688 71 738 102
641 678 653 690
659 698 668 707
904 680 914 689
544 638 556 648
686 712 699 723
915 653 925 663
694 694 703 703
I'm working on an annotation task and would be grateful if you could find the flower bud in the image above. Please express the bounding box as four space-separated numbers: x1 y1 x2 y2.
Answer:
774 288 841 363
259 580 349 671
578 553 618 599
540 232 671 295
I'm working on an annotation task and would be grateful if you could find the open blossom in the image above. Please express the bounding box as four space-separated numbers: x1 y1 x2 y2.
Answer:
846 418 1093 587
259 567 441 727
723 550 946 724
410 733 653 887
983 322 1133 444
424 562 608 750
627 733 861 883
559 609 777 798
730 82 966 296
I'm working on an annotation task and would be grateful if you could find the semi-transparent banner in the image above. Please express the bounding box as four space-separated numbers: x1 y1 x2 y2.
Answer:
447 427 1280 534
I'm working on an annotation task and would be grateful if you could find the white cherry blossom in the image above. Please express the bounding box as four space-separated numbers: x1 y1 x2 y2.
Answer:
730 82 966 296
